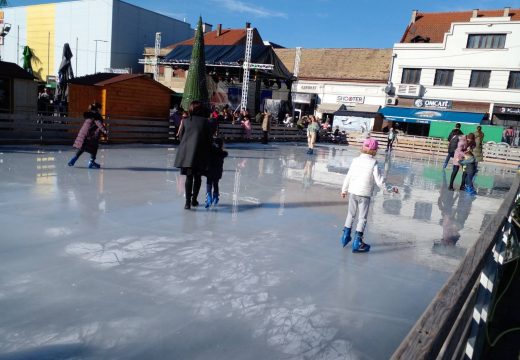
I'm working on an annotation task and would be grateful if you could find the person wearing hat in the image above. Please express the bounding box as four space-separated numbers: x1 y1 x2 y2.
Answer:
340 138 397 252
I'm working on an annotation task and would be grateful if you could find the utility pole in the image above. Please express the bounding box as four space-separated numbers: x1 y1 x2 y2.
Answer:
94 39 108 73
16 25 19 65
293 47 302 78
153 32 161 81
47 31 50 78
75 37 78 75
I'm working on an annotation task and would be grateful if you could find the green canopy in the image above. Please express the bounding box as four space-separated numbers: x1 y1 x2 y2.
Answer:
22 46 33 75
181 17 208 110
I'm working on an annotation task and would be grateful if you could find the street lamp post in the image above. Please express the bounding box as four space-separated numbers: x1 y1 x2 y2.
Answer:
94 39 108 73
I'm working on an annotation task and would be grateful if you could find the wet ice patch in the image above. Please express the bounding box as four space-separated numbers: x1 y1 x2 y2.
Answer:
45 227 72 237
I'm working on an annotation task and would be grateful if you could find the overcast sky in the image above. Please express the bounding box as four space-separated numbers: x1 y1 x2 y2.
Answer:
12 0 520 48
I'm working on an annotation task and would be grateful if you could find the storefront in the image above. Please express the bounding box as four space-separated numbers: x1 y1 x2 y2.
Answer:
332 105 382 133
291 92 318 120
379 107 485 136
493 105 520 145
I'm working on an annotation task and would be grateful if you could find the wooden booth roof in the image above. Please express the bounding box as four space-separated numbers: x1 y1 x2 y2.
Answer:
274 48 392 82
69 73 173 93
0 61 35 80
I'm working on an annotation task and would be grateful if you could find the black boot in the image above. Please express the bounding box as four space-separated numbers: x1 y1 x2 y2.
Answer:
192 175 201 206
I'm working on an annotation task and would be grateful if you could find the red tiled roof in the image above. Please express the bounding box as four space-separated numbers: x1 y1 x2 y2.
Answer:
401 9 520 43
167 28 264 48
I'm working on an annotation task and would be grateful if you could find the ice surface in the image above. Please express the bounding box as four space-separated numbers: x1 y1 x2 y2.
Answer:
0 143 514 359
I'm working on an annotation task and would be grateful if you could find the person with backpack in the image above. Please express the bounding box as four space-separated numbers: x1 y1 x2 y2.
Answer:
443 123 464 169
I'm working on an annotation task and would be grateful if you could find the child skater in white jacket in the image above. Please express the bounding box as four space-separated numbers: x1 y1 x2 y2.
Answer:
340 138 396 252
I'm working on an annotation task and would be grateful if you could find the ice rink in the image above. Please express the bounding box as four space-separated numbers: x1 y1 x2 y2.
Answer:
0 143 515 359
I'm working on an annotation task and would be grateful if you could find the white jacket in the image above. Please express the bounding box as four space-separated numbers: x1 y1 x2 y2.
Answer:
341 154 385 197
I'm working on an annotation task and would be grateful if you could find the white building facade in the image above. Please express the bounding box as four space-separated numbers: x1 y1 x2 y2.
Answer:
1 0 193 81
384 8 520 138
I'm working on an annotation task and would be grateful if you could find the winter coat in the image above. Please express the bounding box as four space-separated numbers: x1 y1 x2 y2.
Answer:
459 155 477 176
474 131 484 161
447 129 463 153
262 114 271 131
73 111 107 154
453 136 468 166
174 115 212 171
341 153 385 197
207 144 228 180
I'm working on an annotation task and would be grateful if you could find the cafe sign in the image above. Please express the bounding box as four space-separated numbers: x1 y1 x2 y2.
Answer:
336 95 364 104
494 105 520 115
414 98 452 109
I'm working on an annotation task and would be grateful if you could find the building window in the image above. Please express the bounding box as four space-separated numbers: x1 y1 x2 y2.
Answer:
467 34 506 49
401 68 421 84
508 71 520 89
434 69 454 86
469 70 491 88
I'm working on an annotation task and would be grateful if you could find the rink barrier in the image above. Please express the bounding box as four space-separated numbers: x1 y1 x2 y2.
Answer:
199 123 307 142
0 113 170 144
347 132 520 167
391 175 520 360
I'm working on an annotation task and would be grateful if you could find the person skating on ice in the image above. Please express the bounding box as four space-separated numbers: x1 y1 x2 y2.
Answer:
205 137 228 208
340 138 397 253
68 103 107 169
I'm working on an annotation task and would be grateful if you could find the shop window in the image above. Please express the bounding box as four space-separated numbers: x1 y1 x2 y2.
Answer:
434 69 454 86
469 70 491 88
508 71 520 89
467 34 506 49
401 68 421 85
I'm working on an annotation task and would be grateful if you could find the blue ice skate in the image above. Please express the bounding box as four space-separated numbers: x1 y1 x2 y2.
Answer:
88 159 101 169
212 193 219 206
205 192 213 208
352 231 370 253
341 227 352 247
465 186 477 196
68 156 78 167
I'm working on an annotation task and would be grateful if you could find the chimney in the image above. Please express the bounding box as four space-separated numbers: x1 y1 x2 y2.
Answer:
217 23 222 37
411 10 418 24
202 23 212 33
245 22 251 29
504 7 511 17
472 9 479 18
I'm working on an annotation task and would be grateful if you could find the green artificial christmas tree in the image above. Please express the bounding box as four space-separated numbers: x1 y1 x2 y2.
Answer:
181 16 208 110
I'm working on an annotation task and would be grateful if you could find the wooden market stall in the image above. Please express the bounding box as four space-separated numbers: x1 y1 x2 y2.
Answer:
68 73 174 118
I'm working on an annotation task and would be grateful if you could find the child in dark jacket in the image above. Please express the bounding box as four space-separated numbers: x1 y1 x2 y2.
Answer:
459 150 477 195
205 137 228 208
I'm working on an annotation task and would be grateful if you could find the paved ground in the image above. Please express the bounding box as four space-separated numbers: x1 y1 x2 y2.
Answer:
0 143 515 360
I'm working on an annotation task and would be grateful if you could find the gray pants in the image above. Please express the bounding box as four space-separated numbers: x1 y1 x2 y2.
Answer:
344 194 371 232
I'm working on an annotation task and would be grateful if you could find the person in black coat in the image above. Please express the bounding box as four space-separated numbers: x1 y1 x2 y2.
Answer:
205 137 228 208
442 123 463 169
174 101 212 209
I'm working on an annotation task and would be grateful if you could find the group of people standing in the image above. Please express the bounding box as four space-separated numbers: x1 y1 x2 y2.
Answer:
443 123 484 195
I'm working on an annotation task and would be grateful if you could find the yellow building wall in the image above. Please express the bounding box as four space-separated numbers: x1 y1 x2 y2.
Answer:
27 4 56 81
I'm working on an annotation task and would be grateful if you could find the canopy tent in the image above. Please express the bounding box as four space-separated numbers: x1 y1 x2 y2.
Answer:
22 46 33 75
55 43 74 110
164 45 292 80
